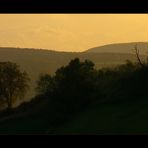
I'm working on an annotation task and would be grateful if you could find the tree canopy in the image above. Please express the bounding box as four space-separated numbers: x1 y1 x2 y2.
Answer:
0 62 30 110
36 58 98 111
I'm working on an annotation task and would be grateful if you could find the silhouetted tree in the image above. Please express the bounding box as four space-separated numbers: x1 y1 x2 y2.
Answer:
36 74 56 95
37 58 98 113
0 62 30 110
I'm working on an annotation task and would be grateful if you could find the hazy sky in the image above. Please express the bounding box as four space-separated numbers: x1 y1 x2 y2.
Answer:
0 14 148 52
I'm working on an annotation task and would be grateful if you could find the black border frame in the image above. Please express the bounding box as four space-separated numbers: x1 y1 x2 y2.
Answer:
0 0 147 146
0 0 148 13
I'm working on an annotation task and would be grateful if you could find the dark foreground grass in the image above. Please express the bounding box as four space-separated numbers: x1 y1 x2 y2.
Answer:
0 98 148 134
0 114 50 134
53 98 148 135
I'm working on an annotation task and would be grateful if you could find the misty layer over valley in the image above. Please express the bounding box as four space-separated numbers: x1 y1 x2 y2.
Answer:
0 42 147 107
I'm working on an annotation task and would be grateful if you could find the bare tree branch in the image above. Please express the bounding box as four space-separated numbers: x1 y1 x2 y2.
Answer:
134 44 144 67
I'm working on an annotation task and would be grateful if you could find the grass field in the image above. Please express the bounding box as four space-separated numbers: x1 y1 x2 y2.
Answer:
0 97 148 134
54 98 148 135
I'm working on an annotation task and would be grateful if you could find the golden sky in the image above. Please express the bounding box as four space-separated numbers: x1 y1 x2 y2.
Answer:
0 14 148 52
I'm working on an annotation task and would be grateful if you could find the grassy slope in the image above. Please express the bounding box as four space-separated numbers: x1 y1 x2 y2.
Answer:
0 97 148 135
0 115 49 134
0 98 51 134
0 98 148 134
54 98 148 135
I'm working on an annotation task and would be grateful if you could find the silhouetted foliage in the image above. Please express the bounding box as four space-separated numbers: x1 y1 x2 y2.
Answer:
35 58 100 125
36 57 148 125
54 58 97 109
36 74 56 95
0 62 30 110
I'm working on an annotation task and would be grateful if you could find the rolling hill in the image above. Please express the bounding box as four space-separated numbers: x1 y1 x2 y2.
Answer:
0 43 147 107
86 42 148 55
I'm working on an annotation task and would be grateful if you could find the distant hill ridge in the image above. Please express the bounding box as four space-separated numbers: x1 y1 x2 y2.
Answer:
1 42 148 54
0 47 79 54
86 42 148 55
